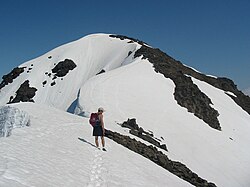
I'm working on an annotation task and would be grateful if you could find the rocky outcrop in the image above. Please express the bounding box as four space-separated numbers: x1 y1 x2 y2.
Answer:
134 45 221 130
120 118 168 151
111 34 250 128
42 80 47 87
105 129 216 187
166 58 250 115
210 78 250 115
0 67 25 89
8 80 37 103
52 59 76 77
109 34 147 46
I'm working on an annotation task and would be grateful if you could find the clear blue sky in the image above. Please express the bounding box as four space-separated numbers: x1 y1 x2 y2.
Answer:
0 0 249 90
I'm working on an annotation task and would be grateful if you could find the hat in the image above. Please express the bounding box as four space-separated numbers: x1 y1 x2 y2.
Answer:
98 107 105 112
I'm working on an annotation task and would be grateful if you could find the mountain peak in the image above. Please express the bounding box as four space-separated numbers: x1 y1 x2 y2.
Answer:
1 33 250 186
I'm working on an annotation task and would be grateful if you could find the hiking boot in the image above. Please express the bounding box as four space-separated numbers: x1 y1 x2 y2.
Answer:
102 148 106 151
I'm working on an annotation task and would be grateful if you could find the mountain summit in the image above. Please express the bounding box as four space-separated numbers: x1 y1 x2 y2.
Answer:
0 34 250 186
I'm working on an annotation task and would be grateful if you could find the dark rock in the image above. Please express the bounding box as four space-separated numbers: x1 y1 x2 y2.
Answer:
160 144 167 150
51 82 56 86
42 80 47 87
129 129 139 136
134 45 221 130
141 133 161 147
97 69 105 75
226 91 250 116
8 80 37 103
109 34 147 46
52 59 76 77
157 154 168 166
122 118 168 151
128 51 132 56
111 34 250 117
105 129 216 187
48 56 52 59
138 127 144 134
121 118 139 130
0 67 25 89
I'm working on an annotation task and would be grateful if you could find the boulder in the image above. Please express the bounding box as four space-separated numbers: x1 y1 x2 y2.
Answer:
0 67 25 89
9 80 37 103
52 59 77 77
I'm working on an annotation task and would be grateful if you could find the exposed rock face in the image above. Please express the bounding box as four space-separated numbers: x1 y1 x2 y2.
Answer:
105 129 216 187
170 60 250 115
52 59 76 77
120 118 168 151
111 34 250 127
134 45 221 130
0 67 25 89
8 80 37 103
109 34 147 46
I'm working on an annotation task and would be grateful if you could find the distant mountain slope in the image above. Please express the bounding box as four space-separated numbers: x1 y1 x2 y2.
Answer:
0 34 139 111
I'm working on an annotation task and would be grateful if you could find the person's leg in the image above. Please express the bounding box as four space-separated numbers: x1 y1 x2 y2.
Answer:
95 136 99 148
101 136 105 148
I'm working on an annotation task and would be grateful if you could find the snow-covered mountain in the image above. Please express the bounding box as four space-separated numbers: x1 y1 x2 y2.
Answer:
0 33 250 187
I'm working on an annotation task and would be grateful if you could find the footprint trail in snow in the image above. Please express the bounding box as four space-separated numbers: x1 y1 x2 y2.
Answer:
87 149 108 187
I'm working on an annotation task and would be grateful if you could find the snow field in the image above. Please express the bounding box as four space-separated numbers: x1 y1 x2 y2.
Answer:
0 103 192 187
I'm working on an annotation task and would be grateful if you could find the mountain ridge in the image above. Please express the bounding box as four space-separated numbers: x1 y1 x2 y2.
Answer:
0 33 250 186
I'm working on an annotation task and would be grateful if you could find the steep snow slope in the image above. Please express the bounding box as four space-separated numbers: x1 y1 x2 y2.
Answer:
0 34 139 111
76 57 250 186
0 103 192 187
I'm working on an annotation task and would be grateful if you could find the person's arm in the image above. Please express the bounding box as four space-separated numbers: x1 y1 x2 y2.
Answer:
100 114 105 135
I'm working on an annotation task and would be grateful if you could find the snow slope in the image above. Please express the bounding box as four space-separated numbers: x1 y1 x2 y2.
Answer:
76 55 250 187
0 34 139 111
0 33 250 186
0 103 192 187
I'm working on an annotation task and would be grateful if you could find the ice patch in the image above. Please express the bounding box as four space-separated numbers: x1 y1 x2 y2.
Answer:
0 106 30 137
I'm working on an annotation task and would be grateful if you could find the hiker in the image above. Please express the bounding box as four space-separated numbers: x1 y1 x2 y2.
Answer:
92 107 106 151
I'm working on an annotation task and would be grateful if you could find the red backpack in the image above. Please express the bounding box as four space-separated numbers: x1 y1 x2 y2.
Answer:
89 113 98 126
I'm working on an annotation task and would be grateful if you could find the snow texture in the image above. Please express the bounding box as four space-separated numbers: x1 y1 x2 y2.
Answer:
0 33 250 187
0 105 30 137
0 103 192 187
